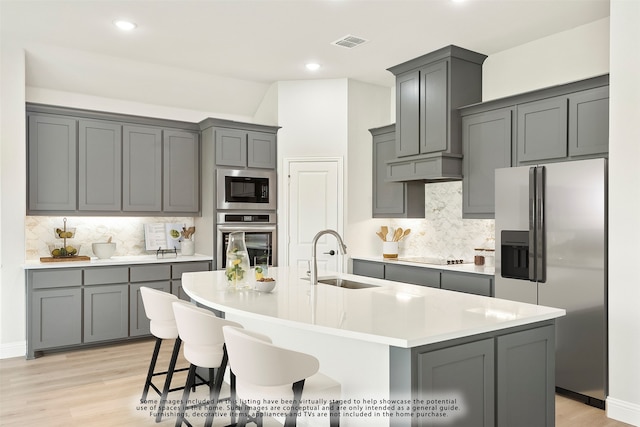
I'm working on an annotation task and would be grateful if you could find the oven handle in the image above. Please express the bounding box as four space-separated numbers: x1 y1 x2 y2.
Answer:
217 224 276 233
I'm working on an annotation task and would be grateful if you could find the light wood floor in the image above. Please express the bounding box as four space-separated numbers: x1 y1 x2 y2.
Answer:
0 339 632 426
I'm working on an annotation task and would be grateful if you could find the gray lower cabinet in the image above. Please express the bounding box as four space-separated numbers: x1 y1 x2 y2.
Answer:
26 260 211 358
441 271 493 297
391 323 556 427
496 325 555 426
371 124 425 218
385 264 440 288
352 259 494 296
417 338 495 427
352 259 385 279
462 108 513 219
27 114 77 212
78 119 122 211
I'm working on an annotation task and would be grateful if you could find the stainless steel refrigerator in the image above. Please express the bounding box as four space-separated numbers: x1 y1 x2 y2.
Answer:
495 158 607 407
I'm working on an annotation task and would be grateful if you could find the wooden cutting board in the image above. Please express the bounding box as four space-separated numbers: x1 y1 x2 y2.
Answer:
40 256 91 263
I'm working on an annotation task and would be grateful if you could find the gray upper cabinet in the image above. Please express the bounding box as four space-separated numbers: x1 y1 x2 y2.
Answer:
163 130 200 213
78 119 122 211
386 45 486 182
215 128 277 169
517 96 568 163
122 125 163 212
27 104 201 216
371 124 425 218
462 109 513 219
27 114 77 213
569 86 609 157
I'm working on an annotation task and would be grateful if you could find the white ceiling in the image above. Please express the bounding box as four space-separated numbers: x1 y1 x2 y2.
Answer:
1 0 610 116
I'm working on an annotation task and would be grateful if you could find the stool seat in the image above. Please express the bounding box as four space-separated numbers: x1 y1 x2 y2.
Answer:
223 326 341 427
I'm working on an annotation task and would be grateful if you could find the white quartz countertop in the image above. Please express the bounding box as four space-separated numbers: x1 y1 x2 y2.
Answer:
352 255 495 276
22 254 213 269
182 267 564 348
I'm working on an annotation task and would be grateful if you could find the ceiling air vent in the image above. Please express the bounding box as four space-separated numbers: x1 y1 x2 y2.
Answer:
331 34 369 49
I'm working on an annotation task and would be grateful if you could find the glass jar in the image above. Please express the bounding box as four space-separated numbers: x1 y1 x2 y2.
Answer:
225 232 250 288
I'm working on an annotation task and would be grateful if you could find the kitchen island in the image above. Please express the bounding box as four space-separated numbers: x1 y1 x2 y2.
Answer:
182 267 565 427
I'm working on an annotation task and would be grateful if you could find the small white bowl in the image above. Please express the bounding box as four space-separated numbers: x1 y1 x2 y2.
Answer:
255 279 276 293
92 242 116 259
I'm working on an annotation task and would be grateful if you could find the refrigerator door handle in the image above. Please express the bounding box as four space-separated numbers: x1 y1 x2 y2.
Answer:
536 166 546 283
528 167 537 281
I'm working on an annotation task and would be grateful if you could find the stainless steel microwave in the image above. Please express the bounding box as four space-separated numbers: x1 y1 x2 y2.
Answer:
216 168 276 211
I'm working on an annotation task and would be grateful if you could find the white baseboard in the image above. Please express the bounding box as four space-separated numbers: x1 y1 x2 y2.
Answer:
607 396 640 426
0 341 26 359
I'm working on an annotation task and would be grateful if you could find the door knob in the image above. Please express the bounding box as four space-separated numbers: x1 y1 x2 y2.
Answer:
324 250 336 256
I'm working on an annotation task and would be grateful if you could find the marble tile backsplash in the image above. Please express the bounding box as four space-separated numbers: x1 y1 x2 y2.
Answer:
25 216 195 260
384 181 495 261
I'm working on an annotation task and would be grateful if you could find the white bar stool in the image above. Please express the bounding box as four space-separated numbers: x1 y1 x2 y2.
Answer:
222 326 342 427
172 301 243 427
140 286 203 422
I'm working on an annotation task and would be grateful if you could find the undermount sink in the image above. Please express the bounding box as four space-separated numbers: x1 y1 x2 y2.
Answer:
302 277 378 289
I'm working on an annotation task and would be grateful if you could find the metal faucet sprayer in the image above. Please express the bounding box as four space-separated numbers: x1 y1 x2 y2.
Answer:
310 229 347 286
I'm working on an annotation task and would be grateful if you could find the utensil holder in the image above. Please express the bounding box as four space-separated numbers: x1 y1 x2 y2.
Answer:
181 239 195 256
382 241 398 259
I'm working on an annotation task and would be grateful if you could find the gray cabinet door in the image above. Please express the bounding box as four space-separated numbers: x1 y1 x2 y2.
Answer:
462 109 512 219
78 120 122 211
441 271 493 297
569 86 609 157
372 125 425 218
171 261 211 301
163 129 200 213
496 325 555 427
385 264 440 288
31 288 82 350
517 96 568 163
83 284 129 343
396 70 421 157
352 259 385 279
215 128 247 167
123 125 162 212
129 281 171 337
247 131 277 169
417 338 495 427
420 60 448 154
28 114 77 212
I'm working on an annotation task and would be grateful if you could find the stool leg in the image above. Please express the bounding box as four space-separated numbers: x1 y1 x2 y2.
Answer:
156 337 182 422
230 368 237 425
284 379 305 427
204 352 228 427
141 337 162 402
175 364 197 427
330 400 341 427
237 401 249 427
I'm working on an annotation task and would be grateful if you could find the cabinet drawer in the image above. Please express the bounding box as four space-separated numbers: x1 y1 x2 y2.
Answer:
385 264 440 288
441 272 493 297
130 264 171 282
352 260 385 279
84 267 129 285
30 269 82 289
172 261 211 279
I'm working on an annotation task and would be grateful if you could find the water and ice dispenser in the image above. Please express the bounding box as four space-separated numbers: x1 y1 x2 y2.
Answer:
500 230 530 280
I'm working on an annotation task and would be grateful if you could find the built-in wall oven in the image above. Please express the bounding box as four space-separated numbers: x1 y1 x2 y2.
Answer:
216 168 276 211
216 212 276 270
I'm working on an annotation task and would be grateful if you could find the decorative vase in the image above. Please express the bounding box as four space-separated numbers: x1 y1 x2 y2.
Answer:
225 231 250 288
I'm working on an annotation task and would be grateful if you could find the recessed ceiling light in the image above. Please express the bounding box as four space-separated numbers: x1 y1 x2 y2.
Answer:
306 63 321 71
113 20 137 31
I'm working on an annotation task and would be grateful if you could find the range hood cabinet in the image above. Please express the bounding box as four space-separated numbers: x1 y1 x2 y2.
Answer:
387 45 486 182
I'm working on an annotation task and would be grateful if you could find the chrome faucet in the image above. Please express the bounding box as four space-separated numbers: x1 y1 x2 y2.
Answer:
310 229 347 286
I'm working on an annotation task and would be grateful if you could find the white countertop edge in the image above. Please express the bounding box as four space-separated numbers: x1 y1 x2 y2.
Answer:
22 254 213 269
183 268 565 349
352 255 496 276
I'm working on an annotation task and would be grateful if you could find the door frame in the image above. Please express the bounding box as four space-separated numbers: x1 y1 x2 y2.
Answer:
280 156 345 270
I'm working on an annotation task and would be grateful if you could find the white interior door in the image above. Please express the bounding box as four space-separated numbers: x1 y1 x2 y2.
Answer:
285 158 343 273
